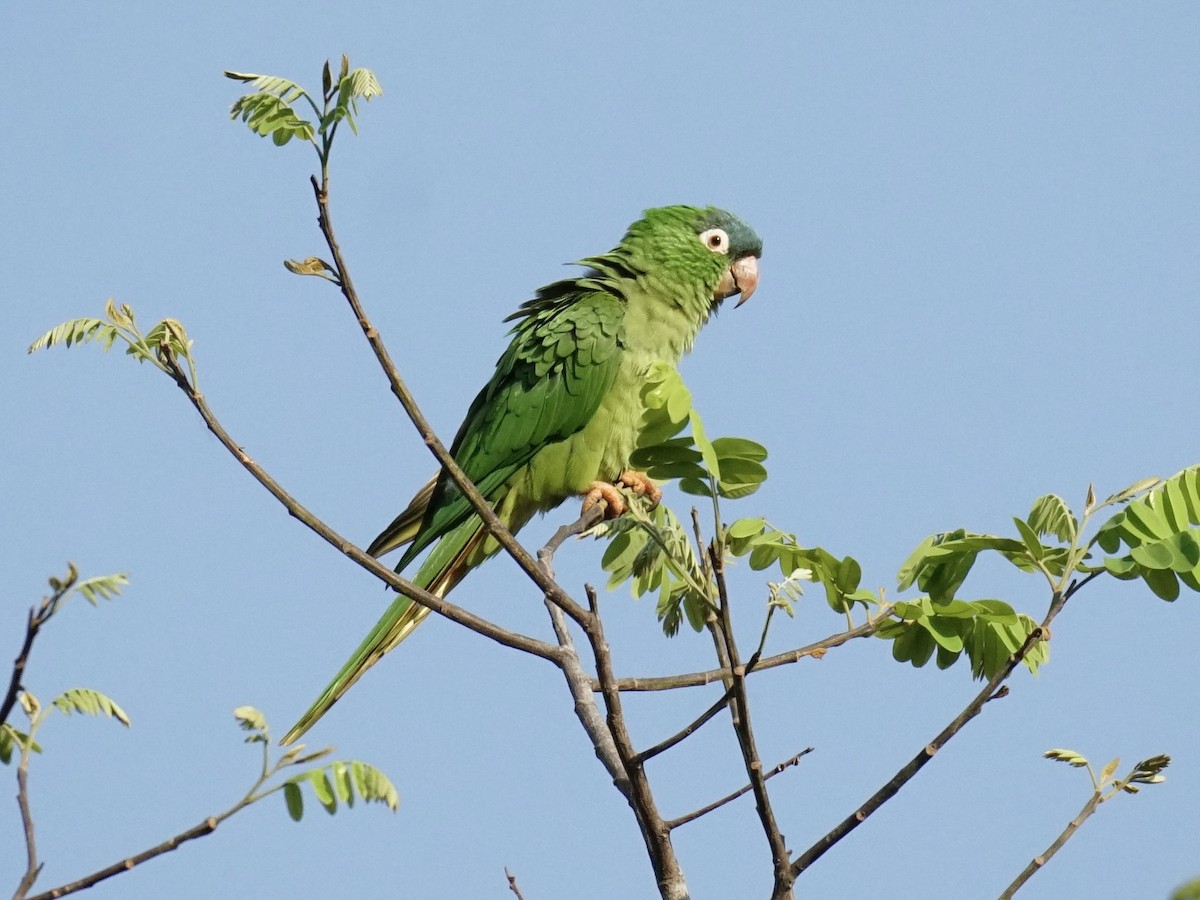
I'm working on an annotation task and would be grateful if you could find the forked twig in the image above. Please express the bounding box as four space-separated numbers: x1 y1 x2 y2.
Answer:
666 749 813 831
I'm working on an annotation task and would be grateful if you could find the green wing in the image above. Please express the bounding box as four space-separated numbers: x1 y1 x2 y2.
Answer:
386 283 627 570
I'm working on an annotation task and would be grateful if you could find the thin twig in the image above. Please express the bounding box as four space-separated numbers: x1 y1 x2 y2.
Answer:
2 604 47 732
537 506 606 580
159 355 562 665
708 545 793 899
998 789 1104 899
15 741 43 899
580 584 689 900
25 815 222 900
1 574 74 732
600 608 893 692
635 603 778 765
504 866 527 900
791 579 1090 877
635 686 735 765
666 749 814 831
542 598 625 786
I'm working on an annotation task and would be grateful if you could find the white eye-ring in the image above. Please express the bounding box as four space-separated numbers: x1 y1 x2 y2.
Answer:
699 227 729 254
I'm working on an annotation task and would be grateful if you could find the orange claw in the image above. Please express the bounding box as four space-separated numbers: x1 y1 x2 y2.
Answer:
618 470 663 506
582 481 627 519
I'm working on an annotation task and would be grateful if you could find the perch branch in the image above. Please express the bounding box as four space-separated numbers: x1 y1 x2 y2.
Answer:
600 608 893 692
708 545 793 898
580 584 689 900
308 175 590 627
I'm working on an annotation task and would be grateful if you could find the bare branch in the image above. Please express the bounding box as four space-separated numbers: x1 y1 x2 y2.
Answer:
708 545 793 899
998 789 1104 899
15 742 43 899
537 506 606 581
2 604 47 732
504 867 527 900
666 749 813 831
25 816 221 900
635 686 734 765
580 584 689 900
542 598 625 785
159 354 562 665
600 609 893 692
2 573 76 731
307 175 591 627
791 585 1078 878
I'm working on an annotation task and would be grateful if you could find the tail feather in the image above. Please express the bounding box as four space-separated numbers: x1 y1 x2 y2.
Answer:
279 515 486 746
367 475 437 557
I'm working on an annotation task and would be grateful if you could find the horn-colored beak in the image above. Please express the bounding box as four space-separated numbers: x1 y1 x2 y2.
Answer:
716 255 760 307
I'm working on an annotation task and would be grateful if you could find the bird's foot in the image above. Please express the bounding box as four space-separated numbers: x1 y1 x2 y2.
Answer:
582 481 627 519
581 471 661 521
618 469 663 506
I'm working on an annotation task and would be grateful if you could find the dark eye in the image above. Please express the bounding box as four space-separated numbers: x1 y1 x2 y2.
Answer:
699 227 729 254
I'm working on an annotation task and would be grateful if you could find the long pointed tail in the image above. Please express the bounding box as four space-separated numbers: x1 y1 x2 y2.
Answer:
279 517 486 746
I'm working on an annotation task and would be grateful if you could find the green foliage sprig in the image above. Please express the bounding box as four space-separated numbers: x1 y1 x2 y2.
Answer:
998 749 1170 897
225 56 381 169
5 567 398 900
1095 465 1200 600
233 706 399 820
28 299 197 387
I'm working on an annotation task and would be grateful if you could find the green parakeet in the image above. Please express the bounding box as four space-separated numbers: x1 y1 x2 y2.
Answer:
281 205 762 745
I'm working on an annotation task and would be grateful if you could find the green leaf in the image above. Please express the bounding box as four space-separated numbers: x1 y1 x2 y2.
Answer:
73 573 129 605
1044 748 1089 767
1012 517 1045 561
678 477 714 498
234 706 270 743
689 411 720 481
234 706 267 732
350 760 400 811
223 71 308 103
283 782 304 821
0 725 43 764
229 92 314 145
748 542 780 571
1142 568 1180 601
717 457 767 490
1124 500 1174 543
836 556 862 594
346 67 383 101
935 643 962 670
1130 540 1178 571
332 761 354 805
921 615 964 652
908 625 936 667
1027 494 1078 543
712 436 768 462
52 688 130 726
717 481 764 500
643 460 710 481
726 518 766 541
29 317 112 354
1103 476 1163 506
309 769 337 814
629 441 701 466
1099 757 1121 785
1160 477 1193 532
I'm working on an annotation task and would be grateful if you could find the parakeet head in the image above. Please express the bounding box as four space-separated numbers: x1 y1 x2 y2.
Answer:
622 205 763 308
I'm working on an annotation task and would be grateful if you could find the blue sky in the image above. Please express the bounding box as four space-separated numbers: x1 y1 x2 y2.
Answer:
4 3 1198 898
